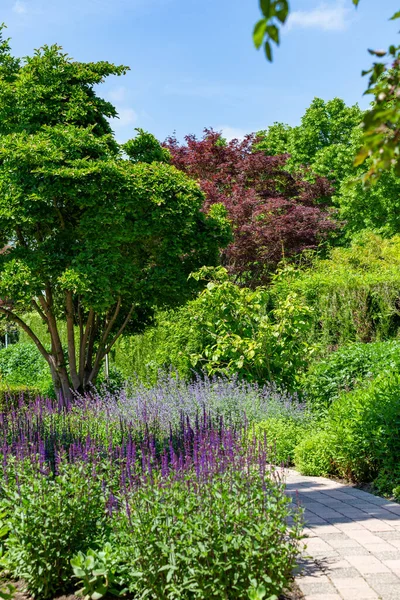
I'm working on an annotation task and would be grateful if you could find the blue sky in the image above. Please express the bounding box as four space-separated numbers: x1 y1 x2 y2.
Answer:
3 0 400 142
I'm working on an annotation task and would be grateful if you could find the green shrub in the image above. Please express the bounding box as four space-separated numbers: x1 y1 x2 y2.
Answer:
296 372 400 486
326 372 400 482
303 340 400 408
3 465 108 599
0 343 52 394
105 470 303 599
294 431 334 477
253 416 312 465
116 267 314 390
273 233 400 349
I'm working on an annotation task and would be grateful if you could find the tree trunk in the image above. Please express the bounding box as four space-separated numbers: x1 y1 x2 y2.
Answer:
49 362 73 404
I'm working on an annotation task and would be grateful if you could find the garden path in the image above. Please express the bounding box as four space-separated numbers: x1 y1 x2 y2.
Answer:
286 469 400 600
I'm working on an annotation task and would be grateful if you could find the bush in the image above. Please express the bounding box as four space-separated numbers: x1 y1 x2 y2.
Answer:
326 372 400 482
296 372 400 488
116 267 314 390
0 395 303 600
3 465 108 598
303 340 400 408
0 384 44 411
0 343 53 395
273 233 400 349
105 469 302 600
294 430 334 477
253 416 312 465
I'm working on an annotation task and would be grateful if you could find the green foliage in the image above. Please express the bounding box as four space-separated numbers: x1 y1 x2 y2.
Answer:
326 373 400 482
256 98 363 182
274 233 400 349
124 267 313 389
253 0 289 61
294 431 334 477
71 544 128 600
123 128 171 164
253 416 312 465
0 32 230 397
338 167 400 237
0 343 51 389
4 465 108 599
296 371 400 488
304 340 400 409
355 35 400 182
0 506 15 600
112 470 302 599
256 97 400 239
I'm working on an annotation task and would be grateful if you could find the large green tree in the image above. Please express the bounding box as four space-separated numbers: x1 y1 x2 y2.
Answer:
256 97 400 236
0 33 229 400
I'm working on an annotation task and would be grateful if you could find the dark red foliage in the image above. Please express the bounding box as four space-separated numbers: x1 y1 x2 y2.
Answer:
165 129 338 285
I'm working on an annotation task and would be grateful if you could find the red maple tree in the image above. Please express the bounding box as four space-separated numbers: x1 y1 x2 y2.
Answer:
165 129 337 285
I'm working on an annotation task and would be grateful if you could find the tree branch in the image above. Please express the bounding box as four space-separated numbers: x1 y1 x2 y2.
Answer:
79 308 94 382
65 290 80 390
105 304 135 354
88 304 135 385
0 306 50 363
31 299 48 324
100 297 121 347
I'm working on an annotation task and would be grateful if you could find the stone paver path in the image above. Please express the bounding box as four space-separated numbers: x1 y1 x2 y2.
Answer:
286 469 400 600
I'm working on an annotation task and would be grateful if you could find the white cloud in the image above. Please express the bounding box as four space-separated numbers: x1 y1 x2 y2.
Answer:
218 126 247 142
112 107 137 128
108 87 127 103
13 1 27 14
287 1 351 32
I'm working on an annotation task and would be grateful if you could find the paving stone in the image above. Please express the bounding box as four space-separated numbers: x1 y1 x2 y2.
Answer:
308 524 341 535
377 531 400 541
334 545 371 556
297 578 338 595
384 559 400 574
346 529 385 545
365 572 400 585
286 470 400 600
362 518 395 532
322 557 353 570
345 554 391 574
327 567 360 579
367 582 400 599
335 521 368 532
304 595 342 600
364 543 400 554
374 550 400 561
327 537 363 550
332 577 379 599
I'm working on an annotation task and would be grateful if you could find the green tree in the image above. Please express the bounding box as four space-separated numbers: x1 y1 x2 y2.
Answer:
0 32 230 401
256 98 363 183
256 97 400 236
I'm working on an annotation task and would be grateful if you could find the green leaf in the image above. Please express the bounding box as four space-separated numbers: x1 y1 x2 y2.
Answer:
275 0 289 24
260 0 272 18
390 10 400 20
253 19 267 49
264 40 272 62
266 24 280 45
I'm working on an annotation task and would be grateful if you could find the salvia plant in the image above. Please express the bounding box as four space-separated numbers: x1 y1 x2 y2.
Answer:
0 375 303 599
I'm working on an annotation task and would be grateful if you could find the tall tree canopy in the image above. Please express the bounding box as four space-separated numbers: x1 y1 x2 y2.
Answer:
0 32 230 400
256 97 400 237
165 129 336 286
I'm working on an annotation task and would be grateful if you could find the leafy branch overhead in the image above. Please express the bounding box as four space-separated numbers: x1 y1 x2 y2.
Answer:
253 1 400 181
